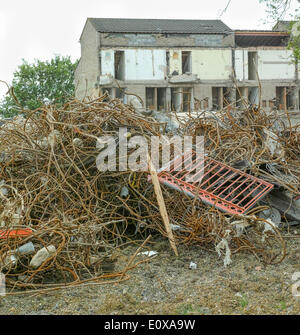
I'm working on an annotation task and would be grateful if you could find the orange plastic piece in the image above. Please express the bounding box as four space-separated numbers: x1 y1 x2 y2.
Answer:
0 228 33 239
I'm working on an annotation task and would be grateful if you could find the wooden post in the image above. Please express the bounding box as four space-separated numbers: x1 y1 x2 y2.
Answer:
147 155 178 256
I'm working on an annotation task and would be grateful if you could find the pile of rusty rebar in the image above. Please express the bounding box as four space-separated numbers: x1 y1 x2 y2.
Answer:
0 93 298 292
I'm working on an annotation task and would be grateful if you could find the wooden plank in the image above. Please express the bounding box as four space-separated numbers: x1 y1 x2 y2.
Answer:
147 155 178 256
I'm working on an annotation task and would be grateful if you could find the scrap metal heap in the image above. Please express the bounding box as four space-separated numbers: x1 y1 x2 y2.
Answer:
0 92 299 292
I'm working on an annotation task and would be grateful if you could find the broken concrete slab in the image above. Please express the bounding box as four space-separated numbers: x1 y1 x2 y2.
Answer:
260 189 300 223
168 73 199 84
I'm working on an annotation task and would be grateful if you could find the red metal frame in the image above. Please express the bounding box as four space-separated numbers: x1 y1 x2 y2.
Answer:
153 150 273 215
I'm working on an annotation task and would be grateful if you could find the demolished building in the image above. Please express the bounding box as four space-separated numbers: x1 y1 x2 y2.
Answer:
74 18 300 112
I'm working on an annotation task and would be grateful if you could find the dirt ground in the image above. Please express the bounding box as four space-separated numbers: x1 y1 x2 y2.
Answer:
0 231 300 315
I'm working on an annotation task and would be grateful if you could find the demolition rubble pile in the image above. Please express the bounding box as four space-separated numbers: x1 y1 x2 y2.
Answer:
0 93 299 292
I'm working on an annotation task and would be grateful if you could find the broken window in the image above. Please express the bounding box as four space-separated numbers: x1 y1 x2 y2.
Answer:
248 52 258 80
114 51 125 80
182 51 191 74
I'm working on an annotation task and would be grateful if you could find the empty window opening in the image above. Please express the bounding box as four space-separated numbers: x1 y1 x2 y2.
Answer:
212 87 230 110
248 52 258 80
182 87 192 112
146 88 167 111
115 87 125 102
223 87 231 107
157 88 167 111
202 98 209 110
182 51 191 74
101 88 112 101
146 88 156 110
276 87 293 110
236 87 249 108
171 88 182 112
166 51 170 77
114 51 125 80
248 87 259 105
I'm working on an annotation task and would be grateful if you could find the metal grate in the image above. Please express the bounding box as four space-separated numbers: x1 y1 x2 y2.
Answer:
154 150 273 215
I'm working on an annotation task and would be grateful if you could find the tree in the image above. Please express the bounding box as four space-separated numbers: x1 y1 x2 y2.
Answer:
259 0 294 21
0 55 78 117
259 0 300 61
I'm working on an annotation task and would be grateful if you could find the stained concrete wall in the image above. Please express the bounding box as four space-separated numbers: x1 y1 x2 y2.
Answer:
99 32 234 48
169 50 182 75
192 49 232 80
124 49 166 80
257 50 295 80
75 20 100 99
101 50 114 76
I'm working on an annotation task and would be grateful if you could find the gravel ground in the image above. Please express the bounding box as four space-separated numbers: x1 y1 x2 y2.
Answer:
0 232 300 315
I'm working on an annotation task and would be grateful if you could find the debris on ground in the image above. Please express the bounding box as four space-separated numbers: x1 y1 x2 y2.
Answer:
0 92 299 293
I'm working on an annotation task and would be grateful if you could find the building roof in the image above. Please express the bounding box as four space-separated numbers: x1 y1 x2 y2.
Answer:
235 31 289 47
272 20 293 31
89 18 232 34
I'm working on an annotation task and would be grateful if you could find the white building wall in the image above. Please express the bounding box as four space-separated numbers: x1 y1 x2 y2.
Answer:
125 49 166 80
257 50 294 80
191 49 232 80
234 50 248 80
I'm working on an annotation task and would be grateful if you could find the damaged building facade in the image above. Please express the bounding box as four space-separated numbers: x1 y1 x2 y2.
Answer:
74 18 300 112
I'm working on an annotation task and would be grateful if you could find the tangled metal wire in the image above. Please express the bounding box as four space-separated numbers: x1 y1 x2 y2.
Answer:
0 93 297 292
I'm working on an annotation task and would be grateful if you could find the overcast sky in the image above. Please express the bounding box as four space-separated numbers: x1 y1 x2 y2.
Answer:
0 0 298 99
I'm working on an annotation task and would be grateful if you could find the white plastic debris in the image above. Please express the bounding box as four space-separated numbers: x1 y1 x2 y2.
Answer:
263 128 284 157
3 252 18 269
29 245 56 268
0 200 23 227
0 180 8 197
189 261 197 270
230 219 250 237
216 237 232 267
73 138 83 147
120 186 129 198
138 251 158 257
15 242 35 255
170 224 186 231
36 130 61 149
261 218 278 242
48 130 61 148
